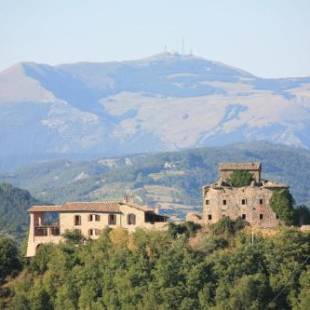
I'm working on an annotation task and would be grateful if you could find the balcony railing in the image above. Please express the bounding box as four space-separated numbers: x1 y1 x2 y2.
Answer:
34 226 60 237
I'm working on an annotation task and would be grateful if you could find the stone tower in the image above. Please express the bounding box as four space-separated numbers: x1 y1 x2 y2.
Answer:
202 162 288 228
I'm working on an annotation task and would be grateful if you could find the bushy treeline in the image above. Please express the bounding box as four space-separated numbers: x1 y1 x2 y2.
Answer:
0 183 40 242
1 219 310 309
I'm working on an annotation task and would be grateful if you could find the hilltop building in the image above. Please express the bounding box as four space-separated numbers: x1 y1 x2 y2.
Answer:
26 201 168 257
187 162 288 228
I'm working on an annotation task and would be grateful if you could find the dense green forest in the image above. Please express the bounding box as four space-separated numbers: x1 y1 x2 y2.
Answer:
0 183 40 242
2 142 310 222
0 219 309 309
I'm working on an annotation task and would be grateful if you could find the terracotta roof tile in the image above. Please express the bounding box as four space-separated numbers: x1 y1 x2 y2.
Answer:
219 162 261 171
28 201 121 213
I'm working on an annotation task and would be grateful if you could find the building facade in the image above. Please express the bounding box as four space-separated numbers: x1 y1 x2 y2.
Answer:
201 162 288 227
26 201 168 257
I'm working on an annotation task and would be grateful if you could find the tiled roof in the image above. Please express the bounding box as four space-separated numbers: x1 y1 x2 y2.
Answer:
28 201 168 217
219 162 261 171
262 181 288 189
28 201 121 213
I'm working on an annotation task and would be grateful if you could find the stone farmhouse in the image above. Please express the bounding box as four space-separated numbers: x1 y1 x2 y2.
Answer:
188 162 288 228
26 201 168 257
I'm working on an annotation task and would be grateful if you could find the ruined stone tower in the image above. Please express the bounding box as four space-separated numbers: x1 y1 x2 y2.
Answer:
202 162 288 228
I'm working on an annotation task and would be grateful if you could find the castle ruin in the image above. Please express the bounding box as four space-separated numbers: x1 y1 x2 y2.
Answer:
189 162 288 228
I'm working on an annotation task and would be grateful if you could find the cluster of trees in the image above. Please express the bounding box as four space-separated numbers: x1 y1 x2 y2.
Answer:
0 183 40 242
0 218 309 309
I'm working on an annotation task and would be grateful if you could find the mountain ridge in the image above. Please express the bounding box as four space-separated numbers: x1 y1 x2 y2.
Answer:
1 53 310 163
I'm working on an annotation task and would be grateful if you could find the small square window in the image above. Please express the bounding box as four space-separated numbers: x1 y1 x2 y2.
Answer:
259 214 263 220
242 199 247 205
223 200 227 205
242 214 246 220
208 214 212 220
205 199 209 205
259 199 263 205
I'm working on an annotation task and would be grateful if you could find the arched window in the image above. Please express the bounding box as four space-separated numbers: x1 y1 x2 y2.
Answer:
127 214 136 225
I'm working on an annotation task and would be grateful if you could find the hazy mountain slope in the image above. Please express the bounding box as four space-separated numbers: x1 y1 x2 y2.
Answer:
2 143 310 221
1 53 310 165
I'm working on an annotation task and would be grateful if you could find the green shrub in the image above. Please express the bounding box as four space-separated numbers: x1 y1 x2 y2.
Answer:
270 189 295 225
228 170 253 187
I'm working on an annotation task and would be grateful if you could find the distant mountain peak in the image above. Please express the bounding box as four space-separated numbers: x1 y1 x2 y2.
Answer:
0 54 310 159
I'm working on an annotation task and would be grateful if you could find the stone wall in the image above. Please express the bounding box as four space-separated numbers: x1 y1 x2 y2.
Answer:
203 185 279 228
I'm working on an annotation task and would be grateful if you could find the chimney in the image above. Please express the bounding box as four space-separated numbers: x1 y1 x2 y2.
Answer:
154 205 160 214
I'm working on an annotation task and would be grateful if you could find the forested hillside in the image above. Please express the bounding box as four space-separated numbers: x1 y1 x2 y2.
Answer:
0 220 309 309
0 183 40 241
2 142 310 221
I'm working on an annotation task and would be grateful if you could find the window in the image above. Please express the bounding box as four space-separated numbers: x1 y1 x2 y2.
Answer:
108 214 117 225
205 199 209 205
88 229 94 236
208 214 212 220
242 199 247 205
88 214 100 222
127 214 136 225
74 215 81 226
259 199 263 205
242 214 246 220
260 214 263 220
223 200 227 205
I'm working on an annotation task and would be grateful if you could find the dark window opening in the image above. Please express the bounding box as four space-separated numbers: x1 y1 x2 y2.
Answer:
242 199 247 205
74 215 81 226
242 214 246 220
260 214 263 220
34 227 48 236
108 214 117 225
145 212 167 223
205 199 209 205
89 214 100 222
208 214 212 220
127 214 136 225
259 199 264 205
223 200 227 205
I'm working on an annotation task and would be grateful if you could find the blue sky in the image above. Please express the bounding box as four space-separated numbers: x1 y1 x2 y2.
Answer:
1 0 310 78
